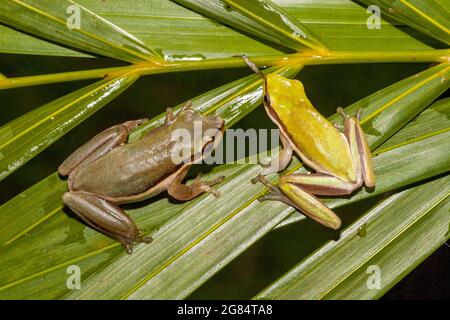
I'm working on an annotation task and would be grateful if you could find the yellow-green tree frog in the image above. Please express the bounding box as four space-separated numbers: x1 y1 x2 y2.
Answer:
244 56 375 230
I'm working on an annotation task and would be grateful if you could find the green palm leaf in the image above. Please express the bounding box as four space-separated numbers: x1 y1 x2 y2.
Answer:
0 0 161 62
0 0 437 59
379 97 450 149
63 102 449 299
361 0 450 46
256 174 450 299
0 0 448 301
173 0 328 52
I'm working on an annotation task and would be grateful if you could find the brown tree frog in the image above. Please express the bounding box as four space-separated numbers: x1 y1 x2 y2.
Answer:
59 102 225 253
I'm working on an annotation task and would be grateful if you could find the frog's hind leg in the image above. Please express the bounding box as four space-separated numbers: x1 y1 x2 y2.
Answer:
337 107 375 188
63 191 152 254
59 119 148 177
280 173 359 196
252 175 298 207
253 174 342 230
167 166 224 201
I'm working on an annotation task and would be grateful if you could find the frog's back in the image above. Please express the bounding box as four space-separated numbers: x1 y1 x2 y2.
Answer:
267 74 355 181
71 126 179 198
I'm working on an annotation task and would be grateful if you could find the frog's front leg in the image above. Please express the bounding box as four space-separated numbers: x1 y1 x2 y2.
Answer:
58 119 148 177
167 165 225 201
260 131 293 176
163 101 193 126
63 191 152 254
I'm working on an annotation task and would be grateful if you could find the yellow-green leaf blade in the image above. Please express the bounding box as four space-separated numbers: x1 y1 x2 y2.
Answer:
173 0 328 52
0 0 161 62
0 73 138 181
330 62 450 150
360 0 450 46
255 175 450 300
0 0 435 59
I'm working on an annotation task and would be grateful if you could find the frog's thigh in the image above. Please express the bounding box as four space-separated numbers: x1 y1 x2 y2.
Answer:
167 166 224 201
354 120 376 188
279 179 341 230
63 191 150 253
59 119 148 176
341 111 375 188
281 173 358 196
261 131 293 175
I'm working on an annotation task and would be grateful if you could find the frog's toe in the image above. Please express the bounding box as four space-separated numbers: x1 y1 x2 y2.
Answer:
137 235 153 244
135 230 153 244
257 157 272 169
252 175 277 191
142 237 153 244
333 122 344 130
210 175 225 185
125 243 134 255
209 188 221 198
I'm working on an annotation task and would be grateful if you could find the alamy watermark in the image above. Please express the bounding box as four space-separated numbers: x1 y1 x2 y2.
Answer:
66 265 81 290
366 5 381 30
366 265 382 290
66 4 81 30
169 121 281 167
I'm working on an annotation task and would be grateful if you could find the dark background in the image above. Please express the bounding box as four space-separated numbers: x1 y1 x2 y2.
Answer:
0 54 448 299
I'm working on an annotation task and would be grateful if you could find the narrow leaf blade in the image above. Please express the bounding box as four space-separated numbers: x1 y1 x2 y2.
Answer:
255 175 450 299
0 0 435 58
360 0 450 46
173 0 328 52
0 0 161 62
0 73 139 181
